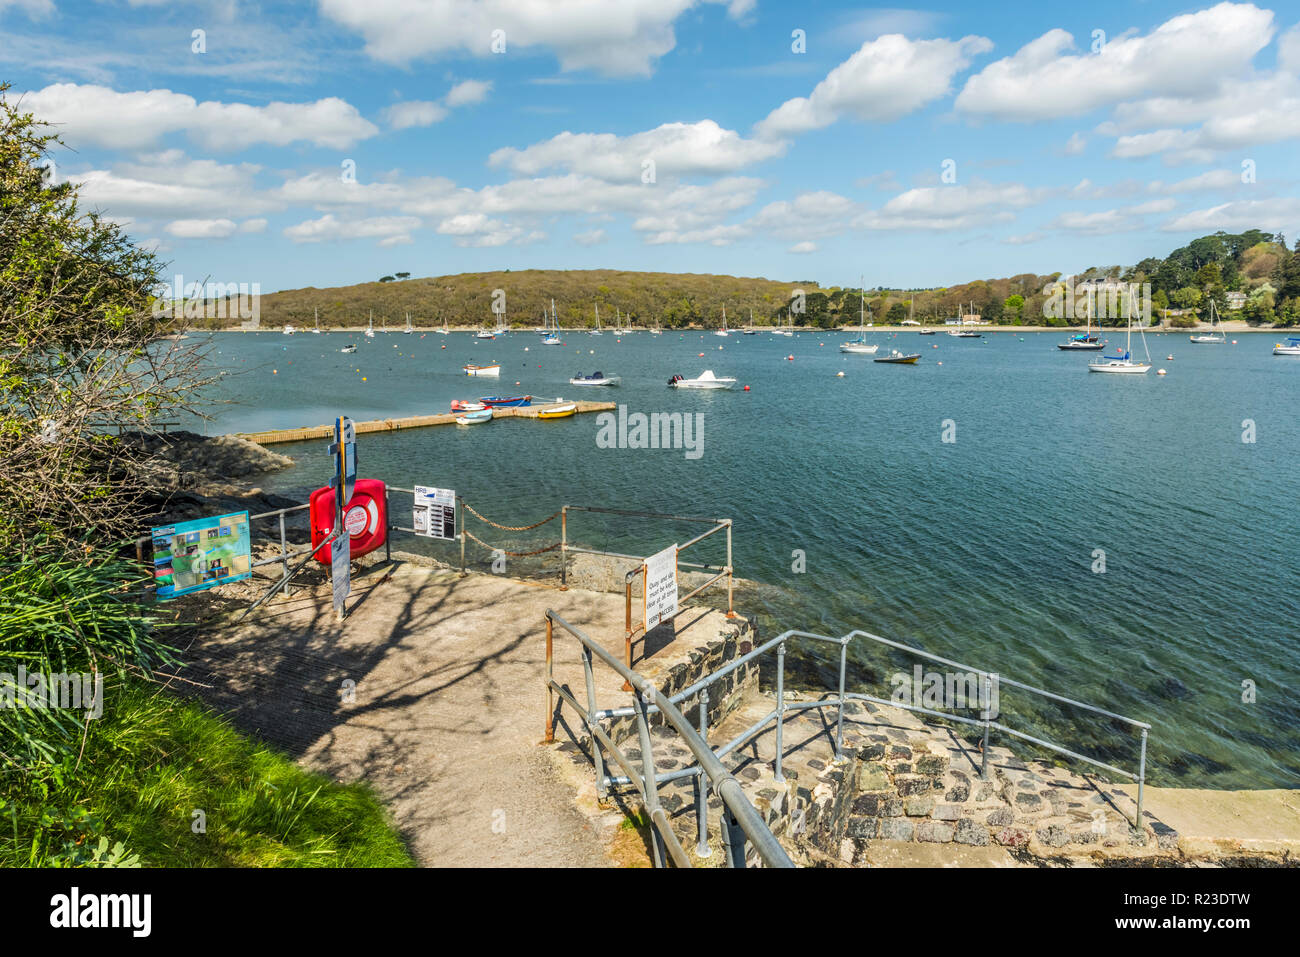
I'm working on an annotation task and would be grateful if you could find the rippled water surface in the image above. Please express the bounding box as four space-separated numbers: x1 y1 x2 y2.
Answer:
185 328 1300 789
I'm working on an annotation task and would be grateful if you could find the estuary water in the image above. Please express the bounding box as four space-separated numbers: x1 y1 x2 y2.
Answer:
183 327 1300 789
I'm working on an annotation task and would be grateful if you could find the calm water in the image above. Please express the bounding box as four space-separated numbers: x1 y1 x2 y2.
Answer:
185 328 1300 789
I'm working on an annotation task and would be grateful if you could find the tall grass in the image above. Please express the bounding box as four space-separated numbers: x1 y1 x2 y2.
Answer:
0 546 412 867
0 543 172 770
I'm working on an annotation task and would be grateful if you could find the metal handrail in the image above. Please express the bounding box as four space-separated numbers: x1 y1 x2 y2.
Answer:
585 626 1153 829
544 609 793 868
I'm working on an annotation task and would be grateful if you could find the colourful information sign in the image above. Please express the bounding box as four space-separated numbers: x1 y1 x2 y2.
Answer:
151 511 252 600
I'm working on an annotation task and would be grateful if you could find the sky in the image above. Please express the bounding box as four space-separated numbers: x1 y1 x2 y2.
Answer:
2 0 1298 293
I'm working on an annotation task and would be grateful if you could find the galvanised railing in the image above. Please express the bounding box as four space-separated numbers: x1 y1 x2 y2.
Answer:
572 627 1152 845
544 610 793 869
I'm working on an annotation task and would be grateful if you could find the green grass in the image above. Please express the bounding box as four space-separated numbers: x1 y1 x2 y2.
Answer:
0 681 413 867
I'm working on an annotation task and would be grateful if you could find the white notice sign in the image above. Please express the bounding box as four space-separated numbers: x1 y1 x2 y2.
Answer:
331 529 351 611
644 543 679 632
413 486 456 540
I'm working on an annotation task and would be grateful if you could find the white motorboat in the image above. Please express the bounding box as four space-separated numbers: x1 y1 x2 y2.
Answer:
340 344 357 354
569 371 621 386
1273 336 1300 356
668 369 736 390
475 329 496 339
282 325 295 335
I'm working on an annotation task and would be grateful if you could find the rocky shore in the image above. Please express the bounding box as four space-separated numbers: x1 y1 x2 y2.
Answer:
122 430 300 527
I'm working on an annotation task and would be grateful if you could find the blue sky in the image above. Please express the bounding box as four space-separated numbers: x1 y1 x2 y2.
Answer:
3 0 1298 292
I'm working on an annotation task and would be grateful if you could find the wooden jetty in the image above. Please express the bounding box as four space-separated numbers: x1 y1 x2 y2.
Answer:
237 401 616 445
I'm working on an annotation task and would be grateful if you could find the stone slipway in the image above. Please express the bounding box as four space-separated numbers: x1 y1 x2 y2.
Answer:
1112 786 1300 858
172 556 749 867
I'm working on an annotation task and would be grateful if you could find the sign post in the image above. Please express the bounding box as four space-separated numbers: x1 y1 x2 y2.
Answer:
328 416 356 620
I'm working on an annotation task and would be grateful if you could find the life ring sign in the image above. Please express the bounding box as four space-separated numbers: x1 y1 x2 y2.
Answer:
309 479 388 564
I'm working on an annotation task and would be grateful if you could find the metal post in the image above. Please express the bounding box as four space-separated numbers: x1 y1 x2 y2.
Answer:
544 615 555 744
695 687 711 859
725 520 736 618
835 637 848 758
559 506 568 589
721 808 747 869
980 673 991 780
383 487 391 564
458 497 466 577
278 511 291 596
1136 728 1148 828
622 573 634 692
774 642 786 782
635 691 666 868
581 646 606 802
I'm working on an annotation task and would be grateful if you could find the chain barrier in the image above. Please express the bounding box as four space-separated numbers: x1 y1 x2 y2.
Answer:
461 501 561 532
462 529 561 558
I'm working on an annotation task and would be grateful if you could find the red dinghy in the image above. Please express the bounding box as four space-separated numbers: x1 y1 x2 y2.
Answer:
451 399 486 412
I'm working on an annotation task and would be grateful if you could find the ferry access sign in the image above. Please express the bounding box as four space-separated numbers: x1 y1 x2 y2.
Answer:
644 543 679 632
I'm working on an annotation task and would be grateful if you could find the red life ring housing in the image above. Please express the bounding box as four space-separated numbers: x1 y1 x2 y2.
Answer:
309 479 388 564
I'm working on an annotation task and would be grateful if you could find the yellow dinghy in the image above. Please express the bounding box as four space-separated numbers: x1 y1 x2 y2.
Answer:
537 402 577 419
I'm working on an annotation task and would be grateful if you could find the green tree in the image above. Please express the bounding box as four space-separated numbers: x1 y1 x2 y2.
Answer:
0 84 211 552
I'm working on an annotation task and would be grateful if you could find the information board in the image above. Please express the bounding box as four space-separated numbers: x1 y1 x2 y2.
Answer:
413 486 457 540
152 511 252 600
644 543 679 631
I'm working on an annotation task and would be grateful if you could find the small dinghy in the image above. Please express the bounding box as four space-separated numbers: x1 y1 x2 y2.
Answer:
569 371 621 386
455 409 493 425
479 395 532 407
873 349 920 364
668 369 736 389
537 403 577 419
450 399 486 412
462 363 500 377
340 344 357 354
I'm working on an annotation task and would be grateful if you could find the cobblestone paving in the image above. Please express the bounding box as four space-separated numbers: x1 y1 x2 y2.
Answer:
556 690 1180 866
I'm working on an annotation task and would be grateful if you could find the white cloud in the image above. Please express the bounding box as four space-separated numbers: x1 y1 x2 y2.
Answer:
490 120 785 179
165 218 238 239
1049 200 1175 235
383 100 449 130
574 228 607 246
788 241 816 253
756 33 992 138
956 3 1275 121
284 213 421 244
445 79 492 107
15 83 378 150
855 181 1046 230
239 218 268 233
318 0 750 76
1163 197 1300 232
0 0 52 15
74 152 280 220
1063 132 1087 155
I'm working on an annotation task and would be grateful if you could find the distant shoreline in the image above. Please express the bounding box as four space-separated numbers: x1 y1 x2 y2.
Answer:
192 321 1292 336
